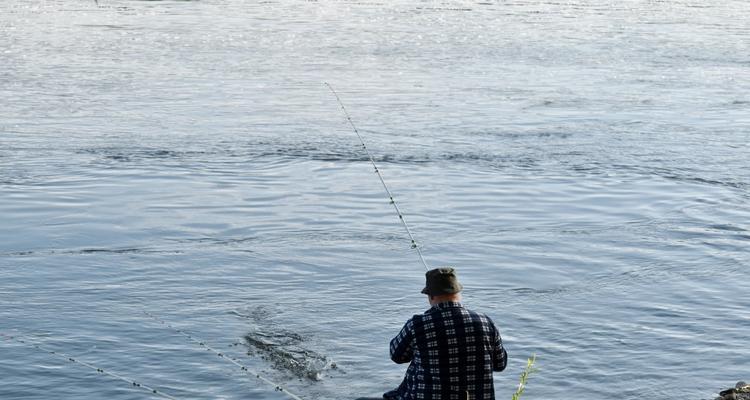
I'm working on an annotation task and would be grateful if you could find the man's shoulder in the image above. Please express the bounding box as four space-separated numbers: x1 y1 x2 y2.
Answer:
445 304 486 318
457 307 500 330
425 303 492 321
467 308 492 319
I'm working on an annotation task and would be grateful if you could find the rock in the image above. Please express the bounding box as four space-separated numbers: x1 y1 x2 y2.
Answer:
716 382 750 400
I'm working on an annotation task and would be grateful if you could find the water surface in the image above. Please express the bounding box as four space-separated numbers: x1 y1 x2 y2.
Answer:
1 0 749 399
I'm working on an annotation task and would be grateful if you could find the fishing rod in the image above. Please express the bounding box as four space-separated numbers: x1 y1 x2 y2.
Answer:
0 332 180 400
143 310 304 400
325 82 429 271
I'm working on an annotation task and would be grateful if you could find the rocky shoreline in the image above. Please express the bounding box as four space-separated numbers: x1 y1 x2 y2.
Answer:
716 382 750 400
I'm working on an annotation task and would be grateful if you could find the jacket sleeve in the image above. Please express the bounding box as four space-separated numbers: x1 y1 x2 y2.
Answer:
390 318 414 364
490 320 508 372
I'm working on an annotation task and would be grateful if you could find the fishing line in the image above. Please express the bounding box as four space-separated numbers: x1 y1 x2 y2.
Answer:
143 311 304 400
325 82 429 271
0 332 180 400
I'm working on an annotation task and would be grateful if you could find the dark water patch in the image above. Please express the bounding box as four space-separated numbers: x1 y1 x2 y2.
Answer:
73 247 183 255
524 99 555 109
170 236 258 246
2 250 36 256
78 147 213 160
632 304 694 319
76 24 131 30
78 248 146 254
1 246 183 257
165 236 258 253
0 179 29 186
230 306 274 323
0 171 42 187
242 330 335 381
255 229 411 249
75 138 574 171
337 1 386 6
535 131 572 139
442 151 492 162
701 240 748 252
605 164 748 191
249 142 368 164
234 306 338 381
470 129 574 140
238 137 543 168
567 163 601 173
661 174 747 191
510 286 567 297
707 224 746 233
415 6 472 12
79 143 364 166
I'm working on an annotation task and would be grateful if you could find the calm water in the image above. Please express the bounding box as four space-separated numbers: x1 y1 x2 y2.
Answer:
1 0 749 399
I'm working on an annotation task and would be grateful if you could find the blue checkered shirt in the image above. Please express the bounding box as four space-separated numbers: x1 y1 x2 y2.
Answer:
388 302 508 400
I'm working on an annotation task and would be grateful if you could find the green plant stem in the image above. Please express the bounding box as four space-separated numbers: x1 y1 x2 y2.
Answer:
511 354 538 400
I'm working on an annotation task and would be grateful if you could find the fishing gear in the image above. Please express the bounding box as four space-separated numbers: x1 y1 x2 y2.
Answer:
325 82 429 271
0 332 180 400
143 311 304 400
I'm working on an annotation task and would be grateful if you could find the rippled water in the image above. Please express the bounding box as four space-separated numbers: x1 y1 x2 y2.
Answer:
1 0 749 399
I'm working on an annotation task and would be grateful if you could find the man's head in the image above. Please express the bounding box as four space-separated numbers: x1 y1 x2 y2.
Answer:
422 267 463 305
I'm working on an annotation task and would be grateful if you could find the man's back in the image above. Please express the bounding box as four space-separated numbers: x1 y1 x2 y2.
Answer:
389 301 508 400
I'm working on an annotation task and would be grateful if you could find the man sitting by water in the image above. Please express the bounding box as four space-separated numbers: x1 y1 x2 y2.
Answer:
385 268 508 400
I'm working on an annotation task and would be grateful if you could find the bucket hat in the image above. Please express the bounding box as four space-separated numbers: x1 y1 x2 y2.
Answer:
421 267 463 296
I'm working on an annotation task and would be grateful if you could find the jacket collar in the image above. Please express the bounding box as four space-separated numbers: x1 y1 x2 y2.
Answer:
426 301 463 313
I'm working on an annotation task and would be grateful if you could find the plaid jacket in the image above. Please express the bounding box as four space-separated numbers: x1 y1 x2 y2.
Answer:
388 302 508 400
